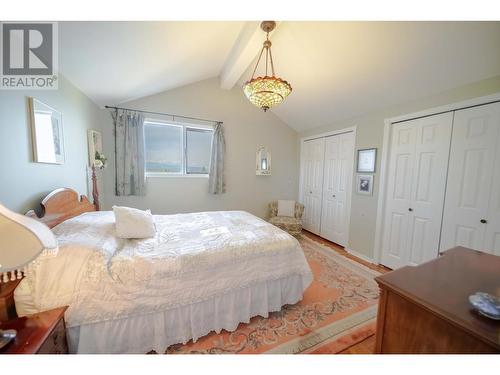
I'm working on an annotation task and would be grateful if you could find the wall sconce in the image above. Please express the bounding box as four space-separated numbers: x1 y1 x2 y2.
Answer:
256 146 271 176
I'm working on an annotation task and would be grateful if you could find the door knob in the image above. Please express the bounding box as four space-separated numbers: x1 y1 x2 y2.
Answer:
480 219 487 224
408 208 413 212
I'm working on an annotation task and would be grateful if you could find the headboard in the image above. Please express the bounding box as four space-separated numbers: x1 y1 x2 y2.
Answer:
25 188 96 228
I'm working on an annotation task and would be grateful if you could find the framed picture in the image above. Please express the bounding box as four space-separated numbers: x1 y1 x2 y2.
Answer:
88 130 103 167
357 148 377 173
29 97 64 164
356 174 374 195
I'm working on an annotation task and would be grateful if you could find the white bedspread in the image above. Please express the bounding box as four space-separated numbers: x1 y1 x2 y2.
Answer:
22 211 312 332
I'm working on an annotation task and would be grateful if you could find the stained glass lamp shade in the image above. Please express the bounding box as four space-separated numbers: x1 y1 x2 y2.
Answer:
243 21 292 112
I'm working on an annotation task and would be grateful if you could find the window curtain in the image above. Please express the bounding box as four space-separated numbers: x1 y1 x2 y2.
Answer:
112 109 146 196
208 122 226 194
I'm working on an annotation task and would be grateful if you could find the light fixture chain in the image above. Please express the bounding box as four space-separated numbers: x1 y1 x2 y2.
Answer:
251 45 266 79
265 37 269 76
268 45 276 77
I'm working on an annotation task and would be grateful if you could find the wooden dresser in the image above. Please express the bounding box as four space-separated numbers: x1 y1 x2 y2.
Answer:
375 247 500 353
0 307 68 354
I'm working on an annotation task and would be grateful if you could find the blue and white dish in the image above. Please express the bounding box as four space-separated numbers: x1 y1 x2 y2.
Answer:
469 292 500 320
0 329 17 350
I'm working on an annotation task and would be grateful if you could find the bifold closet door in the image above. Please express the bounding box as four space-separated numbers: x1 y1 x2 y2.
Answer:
440 102 500 255
301 137 325 235
320 132 354 246
485 121 500 255
485 136 500 255
381 112 453 269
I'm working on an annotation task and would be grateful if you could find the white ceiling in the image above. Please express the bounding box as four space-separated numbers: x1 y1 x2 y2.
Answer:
60 21 500 131
59 22 245 105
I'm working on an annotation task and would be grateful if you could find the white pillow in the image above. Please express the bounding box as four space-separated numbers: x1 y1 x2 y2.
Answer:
113 206 156 239
277 200 296 218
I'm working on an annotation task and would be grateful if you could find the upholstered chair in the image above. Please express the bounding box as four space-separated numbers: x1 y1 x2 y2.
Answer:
268 201 304 237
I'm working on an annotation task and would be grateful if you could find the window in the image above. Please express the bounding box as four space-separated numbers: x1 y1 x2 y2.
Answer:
186 128 213 174
144 122 183 173
144 120 213 176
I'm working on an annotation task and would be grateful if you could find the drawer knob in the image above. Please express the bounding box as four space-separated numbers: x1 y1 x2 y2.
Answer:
480 219 487 224
408 208 413 212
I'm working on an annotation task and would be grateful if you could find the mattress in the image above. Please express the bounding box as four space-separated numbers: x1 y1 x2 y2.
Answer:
15 210 312 353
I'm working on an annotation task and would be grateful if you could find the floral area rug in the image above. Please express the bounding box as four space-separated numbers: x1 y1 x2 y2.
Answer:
161 236 380 354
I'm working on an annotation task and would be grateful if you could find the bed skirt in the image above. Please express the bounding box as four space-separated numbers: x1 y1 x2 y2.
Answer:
15 273 308 354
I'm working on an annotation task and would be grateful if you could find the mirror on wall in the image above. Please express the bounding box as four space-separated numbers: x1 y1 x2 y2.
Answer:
29 97 65 164
256 146 271 176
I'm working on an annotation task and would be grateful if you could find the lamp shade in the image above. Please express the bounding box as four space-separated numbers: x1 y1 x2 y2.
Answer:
243 21 292 111
243 76 292 112
0 203 57 273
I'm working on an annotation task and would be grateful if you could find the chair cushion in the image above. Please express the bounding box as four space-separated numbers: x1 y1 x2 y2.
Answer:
277 200 295 217
269 216 302 236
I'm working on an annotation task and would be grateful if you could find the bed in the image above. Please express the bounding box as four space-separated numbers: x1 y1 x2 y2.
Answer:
14 188 313 354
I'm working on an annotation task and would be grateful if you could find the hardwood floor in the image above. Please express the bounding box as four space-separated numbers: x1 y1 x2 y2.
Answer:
301 230 390 354
301 230 390 274
340 335 376 354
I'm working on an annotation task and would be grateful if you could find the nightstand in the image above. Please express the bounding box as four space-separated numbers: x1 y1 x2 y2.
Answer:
0 279 22 321
0 306 69 354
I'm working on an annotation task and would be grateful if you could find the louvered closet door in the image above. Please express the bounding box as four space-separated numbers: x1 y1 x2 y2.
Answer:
440 102 500 253
301 138 325 234
320 132 354 246
381 113 453 269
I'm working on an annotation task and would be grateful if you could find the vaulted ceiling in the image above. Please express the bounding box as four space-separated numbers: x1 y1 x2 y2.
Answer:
59 22 245 104
60 21 500 131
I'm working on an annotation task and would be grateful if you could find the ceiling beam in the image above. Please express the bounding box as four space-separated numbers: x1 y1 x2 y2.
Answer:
220 21 281 90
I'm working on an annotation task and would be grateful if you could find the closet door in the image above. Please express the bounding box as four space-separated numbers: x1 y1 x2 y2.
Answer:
381 121 417 269
405 113 453 265
440 102 500 253
301 138 325 234
484 134 500 256
381 113 453 269
320 132 354 246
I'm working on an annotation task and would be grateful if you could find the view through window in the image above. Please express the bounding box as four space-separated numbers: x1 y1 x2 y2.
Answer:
144 120 213 175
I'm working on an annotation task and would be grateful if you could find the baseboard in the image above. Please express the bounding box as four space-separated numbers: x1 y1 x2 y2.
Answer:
345 247 376 265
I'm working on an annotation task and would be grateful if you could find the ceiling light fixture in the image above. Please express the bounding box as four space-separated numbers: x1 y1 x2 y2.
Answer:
243 21 292 112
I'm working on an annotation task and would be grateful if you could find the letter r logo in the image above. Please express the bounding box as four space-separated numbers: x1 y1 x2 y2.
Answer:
2 23 53 75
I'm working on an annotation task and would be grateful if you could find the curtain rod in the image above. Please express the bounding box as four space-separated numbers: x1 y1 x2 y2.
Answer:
104 105 222 125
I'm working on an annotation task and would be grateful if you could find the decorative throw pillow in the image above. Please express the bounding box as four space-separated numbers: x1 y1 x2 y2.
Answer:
277 200 296 218
113 206 156 239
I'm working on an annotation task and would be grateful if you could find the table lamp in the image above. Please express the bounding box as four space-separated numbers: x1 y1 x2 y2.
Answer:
0 203 58 349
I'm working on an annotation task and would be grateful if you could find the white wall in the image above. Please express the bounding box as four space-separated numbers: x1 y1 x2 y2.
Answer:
299 75 500 260
0 75 105 213
101 78 299 219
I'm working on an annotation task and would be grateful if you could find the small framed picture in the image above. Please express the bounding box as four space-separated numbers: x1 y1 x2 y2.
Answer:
357 148 377 173
357 174 374 195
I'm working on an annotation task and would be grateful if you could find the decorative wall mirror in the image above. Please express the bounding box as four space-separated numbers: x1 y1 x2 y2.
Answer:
29 97 65 164
256 146 271 175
